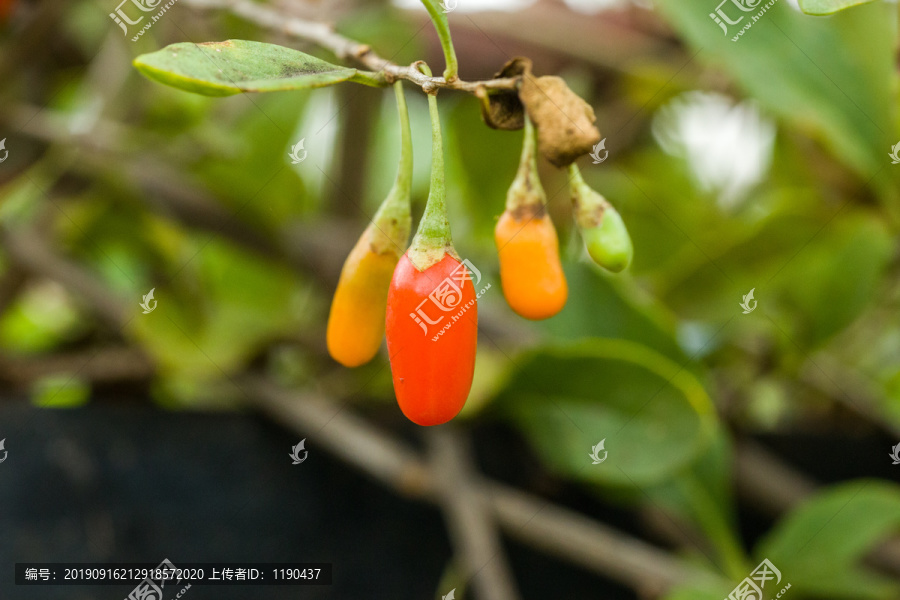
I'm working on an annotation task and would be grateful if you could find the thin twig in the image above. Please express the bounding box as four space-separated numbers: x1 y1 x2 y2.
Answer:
0 347 154 386
799 353 900 439
427 428 521 600
243 375 724 596
181 0 519 94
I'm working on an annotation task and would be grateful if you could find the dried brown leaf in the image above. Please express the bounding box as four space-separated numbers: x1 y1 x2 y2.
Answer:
519 75 600 167
478 57 531 130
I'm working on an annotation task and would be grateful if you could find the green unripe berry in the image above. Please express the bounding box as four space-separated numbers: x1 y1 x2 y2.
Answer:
580 205 632 273
568 163 633 273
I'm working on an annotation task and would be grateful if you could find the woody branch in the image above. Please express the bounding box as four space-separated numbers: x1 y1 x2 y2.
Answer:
181 0 520 94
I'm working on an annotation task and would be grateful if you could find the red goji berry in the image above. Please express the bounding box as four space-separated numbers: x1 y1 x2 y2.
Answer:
385 67 476 426
385 253 477 426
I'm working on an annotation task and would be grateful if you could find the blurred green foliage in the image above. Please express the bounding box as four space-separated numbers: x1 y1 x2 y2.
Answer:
1 0 899 597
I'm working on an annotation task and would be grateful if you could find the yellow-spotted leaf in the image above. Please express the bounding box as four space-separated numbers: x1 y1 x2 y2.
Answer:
134 40 359 97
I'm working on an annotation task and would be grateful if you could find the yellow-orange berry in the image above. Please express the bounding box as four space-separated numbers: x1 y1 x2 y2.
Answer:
495 208 567 320
326 227 401 367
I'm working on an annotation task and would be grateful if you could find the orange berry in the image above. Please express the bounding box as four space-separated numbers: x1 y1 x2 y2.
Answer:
327 227 403 367
327 81 412 368
495 208 567 320
495 116 567 320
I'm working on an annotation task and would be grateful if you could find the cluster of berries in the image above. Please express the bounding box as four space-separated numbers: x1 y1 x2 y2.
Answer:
326 80 632 426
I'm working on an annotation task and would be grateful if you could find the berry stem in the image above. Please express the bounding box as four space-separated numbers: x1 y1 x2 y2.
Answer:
567 162 607 228
392 80 413 198
505 115 546 214
349 70 389 87
419 0 460 82
370 81 413 255
408 63 456 270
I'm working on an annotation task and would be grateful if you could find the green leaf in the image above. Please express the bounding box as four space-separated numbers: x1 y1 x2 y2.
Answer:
798 0 876 15
134 40 358 96
757 480 900 599
495 339 717 487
